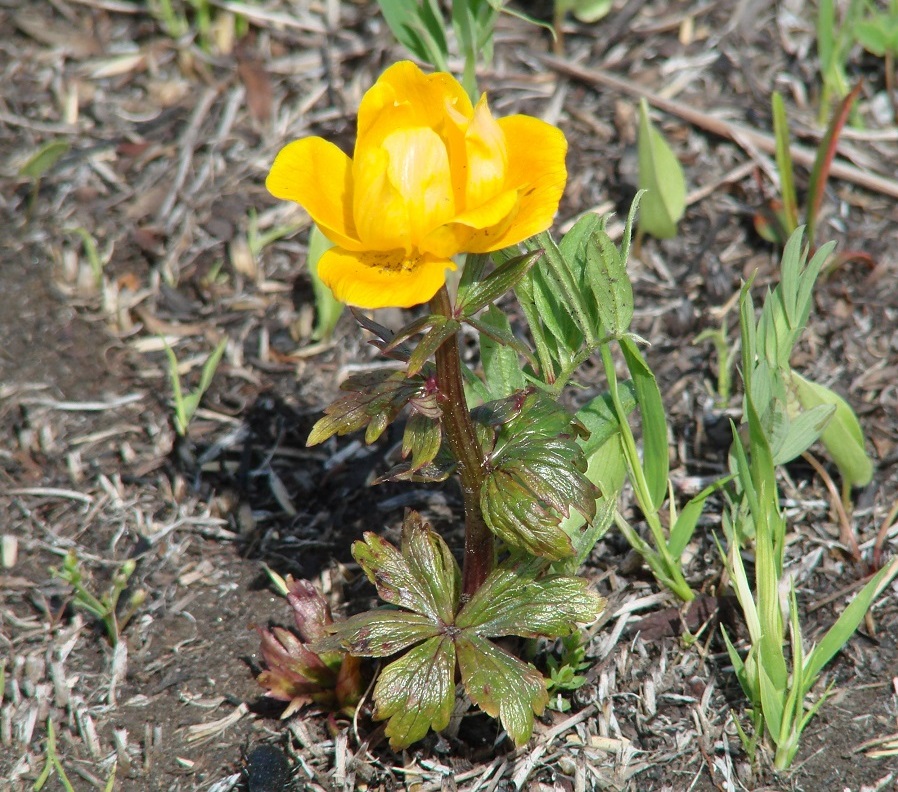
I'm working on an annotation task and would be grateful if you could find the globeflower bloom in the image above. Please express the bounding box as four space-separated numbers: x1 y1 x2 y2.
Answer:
266 61 568 309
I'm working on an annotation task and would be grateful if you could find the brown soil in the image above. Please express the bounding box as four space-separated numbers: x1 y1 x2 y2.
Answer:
2 1 898 790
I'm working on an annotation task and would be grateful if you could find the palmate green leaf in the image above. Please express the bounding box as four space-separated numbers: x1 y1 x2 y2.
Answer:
353 517 459 623
789 371 873 487
327 514 605 748
318 610 439 656
480 392 598 559
637 98 686 239
456 633 548 746
408 316 461 376
457 565 605 638
373 635 456 749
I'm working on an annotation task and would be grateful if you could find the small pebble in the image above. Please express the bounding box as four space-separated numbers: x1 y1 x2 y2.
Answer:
245 744 290 792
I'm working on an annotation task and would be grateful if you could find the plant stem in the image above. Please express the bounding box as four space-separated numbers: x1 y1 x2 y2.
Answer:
430 285 493 598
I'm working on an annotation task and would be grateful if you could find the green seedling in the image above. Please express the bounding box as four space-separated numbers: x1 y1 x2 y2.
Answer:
49 551 145 647
33 719 117 792
164 337 228 436
746 229 873 517
544 631 591 712
33 719 77 792
854 0 898 115
695 316 739 408
816 0 866 125
19 139 70 218
757 86 862 250
636 98 687 241
721 290 898 767
68 227 106 290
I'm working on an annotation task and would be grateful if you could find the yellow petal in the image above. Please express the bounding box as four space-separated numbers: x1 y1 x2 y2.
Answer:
357 62 472 145
265 138 361 250
464 96 508 209
421 189 519 258
318 247 456 309
468 116 567 251
353 127 455 249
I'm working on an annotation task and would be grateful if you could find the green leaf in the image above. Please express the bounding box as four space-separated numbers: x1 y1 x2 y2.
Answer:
571 0 614 23
456 633 548 746
637 98 686 239
307 369 429 446
478 305 527 398
318 610 439 656
668 475 730 559
377 0 449 71
789 371 873 487
585 229 634 337
803 557 898 685
480 392 598 559
353 517 459 623
526 231 595 346
373 635 457 749
307 226 344 341
401 412 442 472
457 565 604 638
407 316 461 376
771 92 799 236
19 139 70 179
575 382 637 457
772 403 833 465
619 337 668 510
457 250 543 317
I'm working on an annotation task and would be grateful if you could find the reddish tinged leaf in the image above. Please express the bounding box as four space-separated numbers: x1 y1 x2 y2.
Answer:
806 83 863 247
285 577 333 644
257 625 336 688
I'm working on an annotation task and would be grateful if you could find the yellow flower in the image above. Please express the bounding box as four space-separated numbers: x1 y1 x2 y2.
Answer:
266 61 568 309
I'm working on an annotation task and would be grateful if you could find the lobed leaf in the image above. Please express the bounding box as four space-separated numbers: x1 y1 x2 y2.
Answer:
373 635 456 749
456 633 548 746
457 565 604 638
317 610 439 657
352 518 459 622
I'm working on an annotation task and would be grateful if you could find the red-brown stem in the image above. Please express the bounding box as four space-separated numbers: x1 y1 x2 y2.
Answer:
430 285 493 598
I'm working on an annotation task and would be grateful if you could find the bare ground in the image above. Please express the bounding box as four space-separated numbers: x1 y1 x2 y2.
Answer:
2 1 898 790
